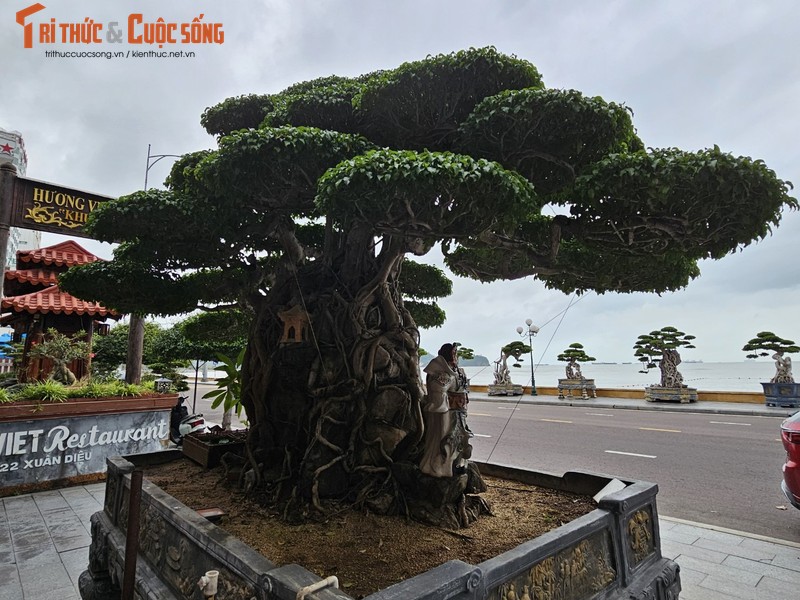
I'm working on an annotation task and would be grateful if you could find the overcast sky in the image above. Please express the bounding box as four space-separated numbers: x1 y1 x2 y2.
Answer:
2 0 798 364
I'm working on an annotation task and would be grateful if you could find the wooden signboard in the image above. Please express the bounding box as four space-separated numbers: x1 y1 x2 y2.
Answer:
9 175 113 238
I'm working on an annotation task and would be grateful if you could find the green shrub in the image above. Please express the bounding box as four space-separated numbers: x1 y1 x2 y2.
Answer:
12 380 69 403
0 388 10 404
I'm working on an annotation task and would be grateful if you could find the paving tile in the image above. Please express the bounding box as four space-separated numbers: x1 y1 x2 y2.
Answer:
61 547 90 587
53 533 92 553
663 539 728 564
674 565 706 586
755 574 800 599
723 554 800 585
672 554 762 586
659 527 700 546
16 547 62 570
693 536 776 563
769 550 800 572
691 527 750 547
19 559 73 595
740 537 800 557
0 578 23 600
678 581 741 600
659 539 681 560
696 575 762 599
658 518 678 531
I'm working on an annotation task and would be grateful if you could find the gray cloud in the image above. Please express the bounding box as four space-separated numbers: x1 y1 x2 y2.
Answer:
6 0 798 364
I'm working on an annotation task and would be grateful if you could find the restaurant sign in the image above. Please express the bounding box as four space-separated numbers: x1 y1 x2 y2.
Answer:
10 175 113 238
0 410 169 489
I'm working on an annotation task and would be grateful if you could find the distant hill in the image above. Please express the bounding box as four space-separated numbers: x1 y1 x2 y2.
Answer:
420 354 490 367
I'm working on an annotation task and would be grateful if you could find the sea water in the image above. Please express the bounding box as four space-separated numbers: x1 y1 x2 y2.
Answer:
458 361 777 393
185 361 779 393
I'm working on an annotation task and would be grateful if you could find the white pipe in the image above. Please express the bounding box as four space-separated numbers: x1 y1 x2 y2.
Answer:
197 570 219 598
296 575 339 600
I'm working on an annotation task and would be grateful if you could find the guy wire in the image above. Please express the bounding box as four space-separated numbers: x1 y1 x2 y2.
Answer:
484 292 585 465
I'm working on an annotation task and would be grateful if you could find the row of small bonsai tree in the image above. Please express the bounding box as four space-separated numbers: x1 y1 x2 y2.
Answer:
493 327 798 388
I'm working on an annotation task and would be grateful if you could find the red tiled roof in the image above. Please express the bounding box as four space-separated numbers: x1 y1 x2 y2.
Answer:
4 269 58 286
17 240 100 267
1 285 118 317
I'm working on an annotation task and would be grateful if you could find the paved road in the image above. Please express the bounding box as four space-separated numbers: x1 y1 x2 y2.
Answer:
466 399 800 543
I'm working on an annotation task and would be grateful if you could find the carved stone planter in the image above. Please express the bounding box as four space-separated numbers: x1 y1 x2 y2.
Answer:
182 430 248 468
558 378 597 399
79 453 680 600
487 383 523 396
761 382 800 408
0 394 175 496
644 386 698 403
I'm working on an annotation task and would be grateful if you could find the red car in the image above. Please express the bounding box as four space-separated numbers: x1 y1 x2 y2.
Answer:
780 411 800 509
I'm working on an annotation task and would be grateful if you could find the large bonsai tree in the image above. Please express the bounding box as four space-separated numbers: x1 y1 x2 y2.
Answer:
557 343 596 380
743 331 799 383
633 326 696 387
493 341 531 386
60 48 796 524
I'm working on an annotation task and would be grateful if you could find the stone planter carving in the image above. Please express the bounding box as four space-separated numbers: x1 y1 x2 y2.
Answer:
644 386 698 403
79 453 681 600
558 378 597 399
761 382 800 408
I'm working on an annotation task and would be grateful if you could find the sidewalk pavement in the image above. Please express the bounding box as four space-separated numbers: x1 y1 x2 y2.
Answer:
1 394 798 600
468 389 799 418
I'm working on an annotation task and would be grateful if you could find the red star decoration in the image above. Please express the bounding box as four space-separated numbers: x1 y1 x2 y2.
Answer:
0 143 13 154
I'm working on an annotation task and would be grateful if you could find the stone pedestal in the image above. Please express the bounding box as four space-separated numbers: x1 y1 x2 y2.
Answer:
761 382 800 408
558 378 597 399
644 386 698 403
487 382 523 396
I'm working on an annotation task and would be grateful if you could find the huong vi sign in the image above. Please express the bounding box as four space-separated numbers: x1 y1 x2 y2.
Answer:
10 175 112 237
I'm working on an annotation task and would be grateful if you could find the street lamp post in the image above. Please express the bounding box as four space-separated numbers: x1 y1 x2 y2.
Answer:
144 144 181 190
516 319 540 395
125 146 182 385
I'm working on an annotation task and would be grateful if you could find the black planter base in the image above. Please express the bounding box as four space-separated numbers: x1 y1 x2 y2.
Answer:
761 382 800 408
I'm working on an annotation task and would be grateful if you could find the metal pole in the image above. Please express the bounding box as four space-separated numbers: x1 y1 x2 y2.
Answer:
529 332 538 396
144 144 152 190
121 469 144 600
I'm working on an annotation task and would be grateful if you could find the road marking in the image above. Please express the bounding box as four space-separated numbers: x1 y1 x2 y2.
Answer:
586 412 614 417
605 450 657 459
540 418 572 424
709 421 752 426
472 433 492 438
639 427 681 433
498 407 520 410
469 412 492 417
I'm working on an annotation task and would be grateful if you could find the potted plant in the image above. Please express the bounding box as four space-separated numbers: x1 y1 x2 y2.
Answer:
27 328 91 385
488 340 530 395
742 331 800 407
556 343 597 399
633 326 698 403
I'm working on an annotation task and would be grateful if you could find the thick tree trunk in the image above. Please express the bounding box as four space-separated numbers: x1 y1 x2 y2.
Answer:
238 233 487 526
125 314 145 385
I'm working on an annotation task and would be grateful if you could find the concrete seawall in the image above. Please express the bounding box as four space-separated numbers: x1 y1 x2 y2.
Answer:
469 384 764 404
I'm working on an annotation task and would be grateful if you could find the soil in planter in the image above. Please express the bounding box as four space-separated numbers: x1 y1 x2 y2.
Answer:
142 458 596 599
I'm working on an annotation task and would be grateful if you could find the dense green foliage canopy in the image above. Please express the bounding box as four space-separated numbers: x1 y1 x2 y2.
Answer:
742 331 800 358
556 343 596 363
633 326 696 371
60 47 796 321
